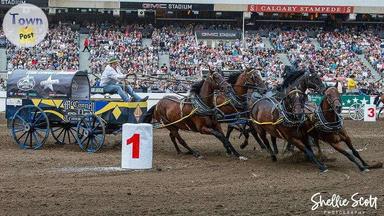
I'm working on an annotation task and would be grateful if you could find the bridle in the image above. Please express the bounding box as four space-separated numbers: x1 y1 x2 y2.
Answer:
281 89 306 125
314 86 343 132
243 69 267 93
207 70 230 93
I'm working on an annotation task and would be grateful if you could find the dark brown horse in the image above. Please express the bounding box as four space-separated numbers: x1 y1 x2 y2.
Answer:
250 89 328 172
141 69 246 160
242 69 326 152
214 68 267 149
307 85 369 171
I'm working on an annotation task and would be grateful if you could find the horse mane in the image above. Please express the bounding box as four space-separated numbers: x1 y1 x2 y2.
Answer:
190 80 205 94
228 72 241 85
281 69 306 89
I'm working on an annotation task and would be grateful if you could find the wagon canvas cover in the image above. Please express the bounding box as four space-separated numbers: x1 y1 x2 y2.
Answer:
7 70 89 99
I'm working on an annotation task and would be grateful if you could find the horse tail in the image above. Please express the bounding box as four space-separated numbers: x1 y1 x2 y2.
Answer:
140 105 156 123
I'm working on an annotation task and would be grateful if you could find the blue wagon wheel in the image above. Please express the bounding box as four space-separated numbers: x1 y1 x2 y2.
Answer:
76 114 105 153
11 105 50 149
51 123 77 145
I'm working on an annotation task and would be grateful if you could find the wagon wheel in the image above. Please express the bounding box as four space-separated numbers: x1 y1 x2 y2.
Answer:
348 103 364 120
76 114 105 153
51 123 77 145
11 105 49 149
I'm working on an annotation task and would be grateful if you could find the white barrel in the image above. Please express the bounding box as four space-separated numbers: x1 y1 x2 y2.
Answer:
121 123 153 169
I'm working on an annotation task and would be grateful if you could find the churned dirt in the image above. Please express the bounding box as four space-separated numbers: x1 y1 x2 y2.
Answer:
0 120 383 216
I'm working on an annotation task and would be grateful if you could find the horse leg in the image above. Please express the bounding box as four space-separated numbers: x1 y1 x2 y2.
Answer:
329 141 368 171
225 124 235 139
172 131 202 158
202 126 247 160
289 137 328 172
271 135 278 154
343 136 369 169
169 131 182 154
240 128 250 149
259 130 277 161
249 125 266 150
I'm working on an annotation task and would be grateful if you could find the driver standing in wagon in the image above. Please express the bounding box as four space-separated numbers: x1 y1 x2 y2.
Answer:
100 57 149 102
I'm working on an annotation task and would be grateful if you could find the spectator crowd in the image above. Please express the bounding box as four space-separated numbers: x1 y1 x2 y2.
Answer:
0 22 383 92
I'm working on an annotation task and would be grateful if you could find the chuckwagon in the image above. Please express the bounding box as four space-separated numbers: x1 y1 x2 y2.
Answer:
6 70 147 152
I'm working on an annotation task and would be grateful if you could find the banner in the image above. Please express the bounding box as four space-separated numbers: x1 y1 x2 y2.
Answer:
248 4 354 14
196 30 241 40
7 70 89 99
121 2 213 11
0 0 48 7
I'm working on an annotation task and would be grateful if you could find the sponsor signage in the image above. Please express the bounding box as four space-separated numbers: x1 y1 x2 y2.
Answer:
121 2 214 11
196 30 242 40
7 70 89 99
248 4 354 14
0 0 48 7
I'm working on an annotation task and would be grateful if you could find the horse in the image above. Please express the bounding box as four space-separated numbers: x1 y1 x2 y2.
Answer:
250 88 328 172
306 85 369 171
141 69 246 160
214 68 267 150
242 68 326 152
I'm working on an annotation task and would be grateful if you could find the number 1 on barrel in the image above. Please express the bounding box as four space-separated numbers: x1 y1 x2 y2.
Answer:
127 133 140 158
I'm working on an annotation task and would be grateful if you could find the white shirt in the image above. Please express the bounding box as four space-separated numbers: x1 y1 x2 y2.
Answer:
100 65 126 87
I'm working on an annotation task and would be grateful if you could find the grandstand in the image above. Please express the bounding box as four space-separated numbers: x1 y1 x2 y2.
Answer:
0 0 383 93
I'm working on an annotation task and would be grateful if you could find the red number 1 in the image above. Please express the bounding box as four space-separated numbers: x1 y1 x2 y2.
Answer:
368 108 375 118
127 133 140 159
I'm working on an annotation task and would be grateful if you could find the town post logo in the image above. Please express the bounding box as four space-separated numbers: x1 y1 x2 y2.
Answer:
2 3 48 48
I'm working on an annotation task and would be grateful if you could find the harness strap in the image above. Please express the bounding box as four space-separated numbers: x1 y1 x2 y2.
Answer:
249 117 284 125
156 108 198 129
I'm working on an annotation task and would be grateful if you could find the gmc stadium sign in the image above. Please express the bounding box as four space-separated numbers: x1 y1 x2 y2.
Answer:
196 30 242 40
121 2 214 11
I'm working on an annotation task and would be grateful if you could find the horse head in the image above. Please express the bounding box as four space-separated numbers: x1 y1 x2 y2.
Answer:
241 68 267 94
207 68 232 93
303 70 326 94
324 85 342 114
282 89 306 122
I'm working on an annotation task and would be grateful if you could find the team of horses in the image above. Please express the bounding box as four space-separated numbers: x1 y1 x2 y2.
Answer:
141 67 373 172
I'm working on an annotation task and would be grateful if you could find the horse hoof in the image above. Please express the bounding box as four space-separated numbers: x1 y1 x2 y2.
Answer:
272 156 277 162
196 155 204 159
238 156 248 161
362 168 370 172
320 168 329 173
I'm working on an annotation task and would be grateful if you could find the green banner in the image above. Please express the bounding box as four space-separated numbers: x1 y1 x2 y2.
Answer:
308 94 370 108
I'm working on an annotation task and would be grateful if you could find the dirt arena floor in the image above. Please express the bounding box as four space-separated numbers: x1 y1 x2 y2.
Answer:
0 119 383 215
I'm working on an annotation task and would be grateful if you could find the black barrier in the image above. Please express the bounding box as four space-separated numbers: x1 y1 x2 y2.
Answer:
7 70 90 99
196 30 242 40
0 0 48 8
121 2 214 11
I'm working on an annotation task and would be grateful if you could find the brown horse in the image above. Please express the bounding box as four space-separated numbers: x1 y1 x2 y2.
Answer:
141 69 246 160
307 85 369 171
250 89 328 172
214 68 267 149
241 69 326 152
